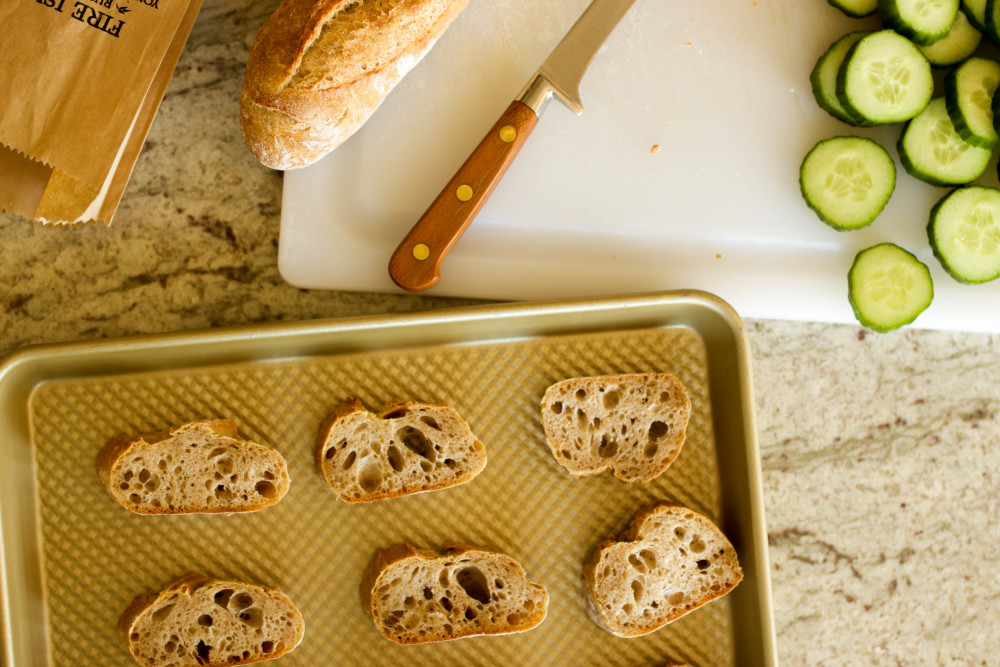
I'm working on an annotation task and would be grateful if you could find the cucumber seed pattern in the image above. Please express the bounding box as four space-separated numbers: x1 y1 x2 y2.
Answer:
864 263 918 311
970 75 998 113
931 119 971 164
866 57 911 106
825 155 874 202
957 203 1000 255
913 0 950 18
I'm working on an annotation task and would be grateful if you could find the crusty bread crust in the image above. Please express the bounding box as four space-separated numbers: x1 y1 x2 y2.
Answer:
96 419 290 515
583 502 742 638
119 573 304 666
361 542 549 644
540 373 692 484
314 397 486 502
240 0 471 170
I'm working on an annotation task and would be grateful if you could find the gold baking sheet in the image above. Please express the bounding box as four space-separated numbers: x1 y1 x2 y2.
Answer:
0 291 775 666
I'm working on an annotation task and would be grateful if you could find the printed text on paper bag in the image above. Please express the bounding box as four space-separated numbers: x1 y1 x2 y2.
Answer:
34 0 157 38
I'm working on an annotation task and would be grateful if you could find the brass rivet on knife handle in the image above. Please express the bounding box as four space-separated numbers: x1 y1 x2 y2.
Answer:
389 101 540 292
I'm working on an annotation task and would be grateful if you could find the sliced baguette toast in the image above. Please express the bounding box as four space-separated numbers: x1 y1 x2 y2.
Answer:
361 543 549 644
583 502 743 638
119 573 304 667
315 397 486 502
540 373 691 483
96 419 290 514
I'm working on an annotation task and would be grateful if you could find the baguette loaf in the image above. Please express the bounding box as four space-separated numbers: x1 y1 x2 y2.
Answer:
96 419 290 515
119 573 304 667
361 543 549 644
583 502 743 638
240 0 471 170
315 397 486 502
540 373 691 483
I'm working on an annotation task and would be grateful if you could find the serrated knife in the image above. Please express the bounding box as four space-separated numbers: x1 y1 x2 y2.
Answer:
389 0 638 292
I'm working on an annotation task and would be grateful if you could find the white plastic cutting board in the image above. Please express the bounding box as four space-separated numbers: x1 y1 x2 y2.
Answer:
279 0 1000 333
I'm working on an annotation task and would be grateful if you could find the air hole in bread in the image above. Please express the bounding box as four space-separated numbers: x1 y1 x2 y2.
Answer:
622 603 634 614
261 641 274 653
198 614 213 627
576 409 587 427
386 445 404 472
628 553 647 573
559 449 571 459
195 640 210 665
456 566 491 604
123 470 133 481
551 401 563 414
129 493 141 504
440 597 453 611
696 559 710 570
158 459 168 471
216 458 234 475
464 606 478 620
239 607 263 629
494 578 504 589
597 435 618 459
209 447 228 458
144 475 161 492
575 388 587 399
420 416 441 430
398 427 434 461
648 421 670 441
631 580 643 602
603 389 621 409
444 458 456 469
422 586 433 600
403 596 415 608
640 549 657 569
255 480 277 499
139 468 150 483
234 593 253 610
674 527 686 539
342 450 357 470
690 537 706 553
668 591 685 605
523 598 534 611
214 485 233 501
151 604 175 622
131 632 140 642
382 408 408 420
644 442 659 458
507 613 521 625
358 463 383 492
119 482 129 490
593 416 602 428
165 639 176 651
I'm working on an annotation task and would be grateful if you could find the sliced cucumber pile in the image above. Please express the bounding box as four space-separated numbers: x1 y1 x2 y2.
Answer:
801 137 896 230
849 243 934 332
838 30 934 124
899 97 993 185
805 1 1000 330
928 186 1000 282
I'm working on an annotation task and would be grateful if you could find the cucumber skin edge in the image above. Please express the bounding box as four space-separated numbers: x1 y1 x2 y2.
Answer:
810 45 873 126
878 0 959 45
827 0 877 18
943 62 1000 149
848 243 934 333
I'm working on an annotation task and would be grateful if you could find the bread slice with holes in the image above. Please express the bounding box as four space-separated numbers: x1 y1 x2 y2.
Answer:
583 502 743 638
119 573 304 667
314 397 486 502
360 542 549 644
96 419 290 515
540 373 691 483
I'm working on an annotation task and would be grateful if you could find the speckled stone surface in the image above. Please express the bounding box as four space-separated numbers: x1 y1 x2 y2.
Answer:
1 2 998 665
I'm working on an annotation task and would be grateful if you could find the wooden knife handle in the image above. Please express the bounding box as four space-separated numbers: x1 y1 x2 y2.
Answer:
389 101 540 292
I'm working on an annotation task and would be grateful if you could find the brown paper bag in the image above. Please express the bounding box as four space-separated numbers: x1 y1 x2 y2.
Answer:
0 0 203 225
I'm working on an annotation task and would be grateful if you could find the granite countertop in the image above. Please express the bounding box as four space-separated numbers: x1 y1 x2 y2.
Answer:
1 1 998 664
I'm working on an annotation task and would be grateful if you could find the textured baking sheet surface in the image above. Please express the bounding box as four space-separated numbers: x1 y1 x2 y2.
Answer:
29 325 734 666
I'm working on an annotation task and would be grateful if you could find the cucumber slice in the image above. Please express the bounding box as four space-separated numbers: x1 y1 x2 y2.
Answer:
879 0 960 44
837 30 934 124
945 57 1000 147
962 0 988 29
800 137 896 230
829 0 878 17
849 243 934 332
811 32 873 125
898 97 993 185
928 186 1000 282
918 10 983 67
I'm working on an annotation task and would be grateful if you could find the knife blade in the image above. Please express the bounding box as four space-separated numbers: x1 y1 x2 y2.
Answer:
388 0 638 292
